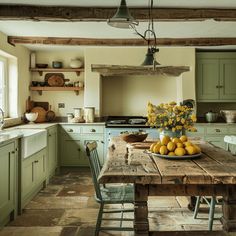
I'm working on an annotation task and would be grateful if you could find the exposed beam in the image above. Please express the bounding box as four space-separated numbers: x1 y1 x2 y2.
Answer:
7 36 236 47
1 5 236 22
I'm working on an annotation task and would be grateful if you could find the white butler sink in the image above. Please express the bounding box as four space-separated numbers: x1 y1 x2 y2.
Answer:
0 128 47 158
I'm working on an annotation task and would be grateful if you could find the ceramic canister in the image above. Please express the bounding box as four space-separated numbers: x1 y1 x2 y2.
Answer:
84 107 95 123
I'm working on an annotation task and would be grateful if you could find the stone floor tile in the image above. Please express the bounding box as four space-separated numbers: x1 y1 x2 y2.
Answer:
175 196 190 208
56 184 94 197
58 208 98 226
8 209 64 227
25 196 88 210
148 196 180 208
0 227 63 236
86 196 100 208
38 185 64 197
59 226 79 236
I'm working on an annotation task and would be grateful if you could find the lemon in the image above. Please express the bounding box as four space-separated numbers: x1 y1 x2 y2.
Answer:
159 146 168 155
185 146 197 155
184 141 193 147
167 141 176 152
175 147 186 156
180 135 188 142
172 137 181 144
193 144 201 154
153 143 162 154
168 152 176 156
161 135 170 146
150 143 157 152
176 142 184 148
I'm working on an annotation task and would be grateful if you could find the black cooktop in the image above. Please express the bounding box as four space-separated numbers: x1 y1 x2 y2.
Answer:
105 116 148 128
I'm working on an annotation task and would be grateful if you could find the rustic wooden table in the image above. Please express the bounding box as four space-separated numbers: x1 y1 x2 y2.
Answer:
98 137 236 236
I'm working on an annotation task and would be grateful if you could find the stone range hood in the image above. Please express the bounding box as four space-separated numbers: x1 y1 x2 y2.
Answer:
91 64 190 77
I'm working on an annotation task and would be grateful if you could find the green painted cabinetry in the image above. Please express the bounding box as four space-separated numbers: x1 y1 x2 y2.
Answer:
47 126 58 179
59 125 104 166
0 141 17 226
21 148 46 210
197 52 236 102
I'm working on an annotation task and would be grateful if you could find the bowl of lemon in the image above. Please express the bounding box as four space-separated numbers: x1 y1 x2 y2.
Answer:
148 135 201 160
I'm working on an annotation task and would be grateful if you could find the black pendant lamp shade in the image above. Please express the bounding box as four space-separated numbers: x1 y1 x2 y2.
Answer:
142 48 160 66
107 0 138 29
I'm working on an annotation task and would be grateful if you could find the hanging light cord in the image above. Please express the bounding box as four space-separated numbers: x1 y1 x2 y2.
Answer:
130 0 158 54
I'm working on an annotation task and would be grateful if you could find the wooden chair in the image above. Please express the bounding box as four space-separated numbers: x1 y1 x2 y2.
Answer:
193 136 236 230
85 141 134 236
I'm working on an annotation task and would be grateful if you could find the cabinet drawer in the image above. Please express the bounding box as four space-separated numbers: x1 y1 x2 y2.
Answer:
81 126 104 134
60 125 81 134
228 126 236 134
206 126 228 135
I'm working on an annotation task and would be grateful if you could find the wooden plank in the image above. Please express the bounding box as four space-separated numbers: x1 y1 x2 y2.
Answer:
91 64 190 77
30 87 82 92
1 5 236 22
8 36 236 47
30 68 84 73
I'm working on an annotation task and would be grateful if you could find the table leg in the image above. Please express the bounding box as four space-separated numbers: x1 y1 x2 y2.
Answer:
134 184 149 236
221 185 236 232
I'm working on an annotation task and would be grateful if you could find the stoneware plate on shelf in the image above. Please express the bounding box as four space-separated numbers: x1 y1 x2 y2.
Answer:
146 150 202 160
45 73 65 87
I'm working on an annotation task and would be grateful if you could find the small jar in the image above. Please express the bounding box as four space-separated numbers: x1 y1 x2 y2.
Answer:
74 108 82 119
67 113 74 123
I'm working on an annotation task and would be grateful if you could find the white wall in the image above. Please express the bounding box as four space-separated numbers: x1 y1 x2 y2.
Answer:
85 47 195 116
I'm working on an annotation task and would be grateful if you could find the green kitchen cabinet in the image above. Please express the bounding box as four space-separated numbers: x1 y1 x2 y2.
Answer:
47 126 58 179
0 141 17 226
21 148 46 210
197 52 236 102
59 125 105 167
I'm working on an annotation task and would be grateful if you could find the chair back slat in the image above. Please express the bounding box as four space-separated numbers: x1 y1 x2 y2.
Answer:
85 141 102 200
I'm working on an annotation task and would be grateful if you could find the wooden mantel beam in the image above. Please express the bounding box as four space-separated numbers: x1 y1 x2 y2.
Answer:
7 36 236 47
1 5 236 22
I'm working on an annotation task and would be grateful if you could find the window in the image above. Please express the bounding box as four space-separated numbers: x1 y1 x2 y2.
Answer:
0 56 8 117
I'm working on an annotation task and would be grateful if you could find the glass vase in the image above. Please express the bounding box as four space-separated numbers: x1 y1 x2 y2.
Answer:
159 129 182 140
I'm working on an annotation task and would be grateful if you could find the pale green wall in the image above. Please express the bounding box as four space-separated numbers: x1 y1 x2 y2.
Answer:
31 50 84 116
0 31 30 117
85 47 195 116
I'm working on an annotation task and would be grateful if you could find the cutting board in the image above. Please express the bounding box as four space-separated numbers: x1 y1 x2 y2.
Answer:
31 106 47 123
127 141 155 149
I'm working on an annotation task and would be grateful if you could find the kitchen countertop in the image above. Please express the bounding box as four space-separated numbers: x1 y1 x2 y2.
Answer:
0 133 23 146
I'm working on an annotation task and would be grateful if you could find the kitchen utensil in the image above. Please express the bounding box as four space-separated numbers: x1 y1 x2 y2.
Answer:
220 110 236 123
84 107 95 123
39 81 45 86
25 112 38 123
70 59 83 68
205 111 218 123
33 101 49 111
46 105 56 122
52 61 63 68
31 81 39 86
36 63 48 68
31 106 47 123
120 132 148 143
26 96 34 112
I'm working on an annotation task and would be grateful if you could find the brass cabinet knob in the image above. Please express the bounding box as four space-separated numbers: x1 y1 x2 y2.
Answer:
90 129 96 132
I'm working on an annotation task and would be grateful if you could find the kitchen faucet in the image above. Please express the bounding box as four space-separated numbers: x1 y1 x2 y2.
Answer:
0 108 4 130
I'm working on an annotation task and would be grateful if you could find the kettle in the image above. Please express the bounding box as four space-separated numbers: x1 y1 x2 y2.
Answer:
205 111 218 123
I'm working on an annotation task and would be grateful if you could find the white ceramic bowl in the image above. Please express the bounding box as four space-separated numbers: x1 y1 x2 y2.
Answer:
25 112 38 123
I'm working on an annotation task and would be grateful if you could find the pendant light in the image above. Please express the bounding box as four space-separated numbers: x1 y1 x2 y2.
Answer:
107 0 139 29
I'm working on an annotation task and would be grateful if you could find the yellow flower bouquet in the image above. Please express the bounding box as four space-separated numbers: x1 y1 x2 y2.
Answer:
147 101 197 132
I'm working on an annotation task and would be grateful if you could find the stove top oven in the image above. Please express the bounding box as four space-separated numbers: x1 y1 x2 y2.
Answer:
104 116 159 157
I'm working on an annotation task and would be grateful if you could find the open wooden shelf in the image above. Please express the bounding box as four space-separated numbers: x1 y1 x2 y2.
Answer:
30 68 84 76
30 86 83 95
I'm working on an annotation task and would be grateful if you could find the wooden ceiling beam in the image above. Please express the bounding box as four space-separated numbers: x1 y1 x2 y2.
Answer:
1 5 236 22
7 36 236 46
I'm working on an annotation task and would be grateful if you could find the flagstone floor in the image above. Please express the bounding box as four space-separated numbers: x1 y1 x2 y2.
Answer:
0 168 223 236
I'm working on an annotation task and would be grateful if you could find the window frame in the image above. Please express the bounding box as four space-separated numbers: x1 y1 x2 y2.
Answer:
0 56 9 118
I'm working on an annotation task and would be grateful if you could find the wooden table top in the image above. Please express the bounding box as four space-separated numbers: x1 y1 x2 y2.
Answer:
98 137 236 185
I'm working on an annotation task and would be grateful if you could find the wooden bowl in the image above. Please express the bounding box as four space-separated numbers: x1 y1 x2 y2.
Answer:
120 133 148 143
36 63 48 68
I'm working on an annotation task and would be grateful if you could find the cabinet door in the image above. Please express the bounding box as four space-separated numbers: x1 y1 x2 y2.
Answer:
0 142 15 223
34 149 46 185
82 135 104 165
48 130 57 176
220 59 236 100
197 58 220 101
60 133 82 166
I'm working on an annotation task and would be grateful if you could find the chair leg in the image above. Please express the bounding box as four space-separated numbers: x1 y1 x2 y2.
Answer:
193 196 201 219
95 203 104 236
208 197 216 231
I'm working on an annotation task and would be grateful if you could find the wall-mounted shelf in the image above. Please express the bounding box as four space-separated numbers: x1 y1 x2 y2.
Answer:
30 68 84 76
30 86 83 95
